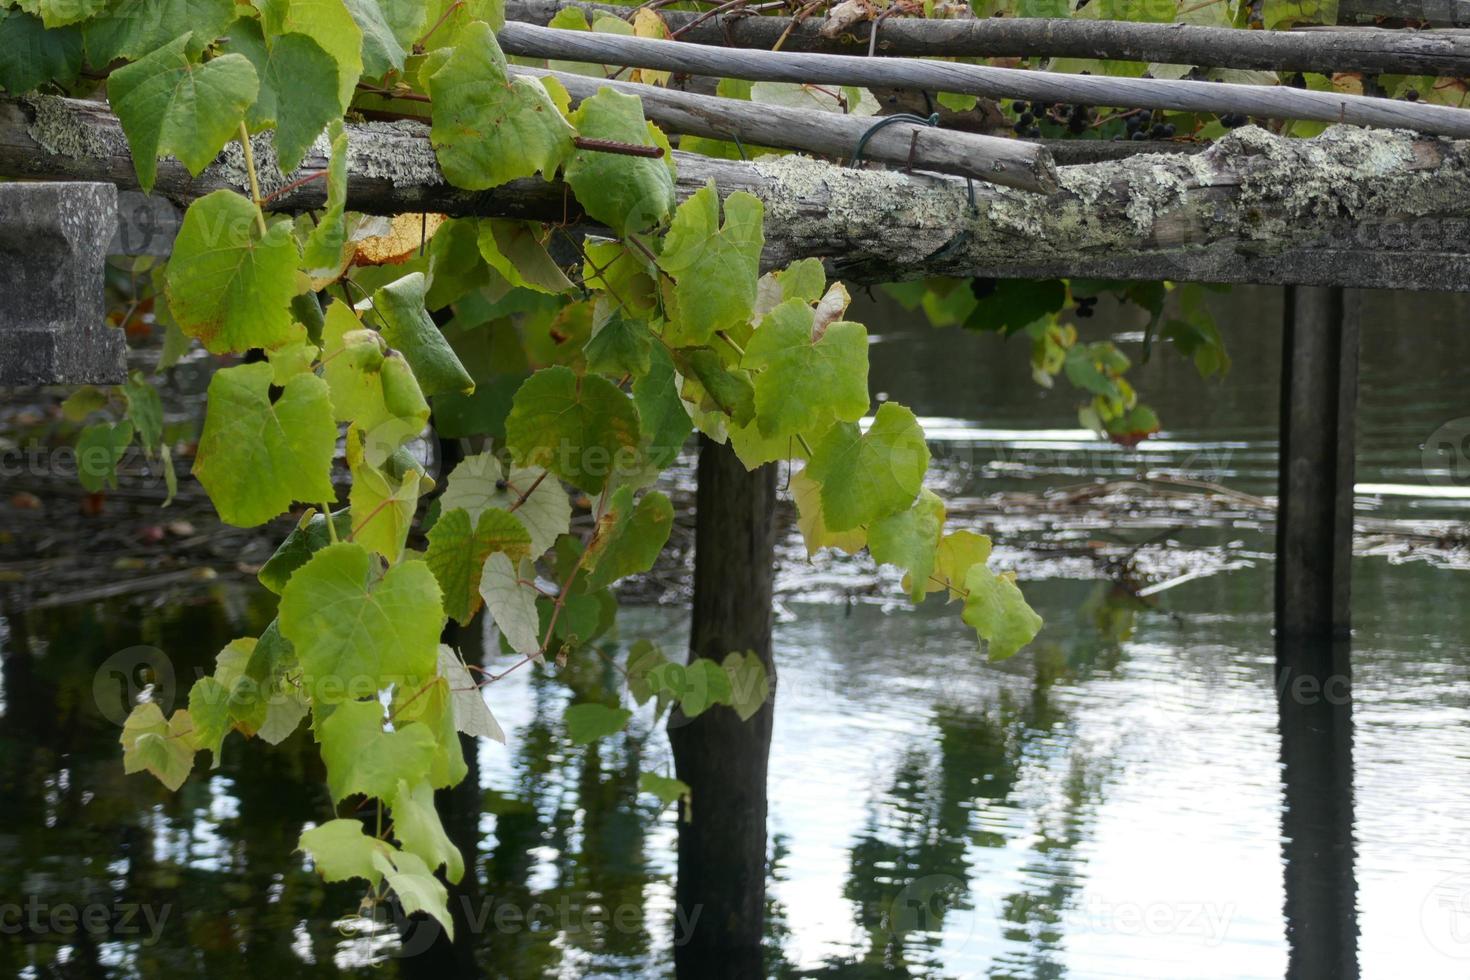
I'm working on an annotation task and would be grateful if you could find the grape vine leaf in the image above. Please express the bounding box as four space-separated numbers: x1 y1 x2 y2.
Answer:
631 343 692 470
505 366 641 494
437 645 505 743
265 321 321 384
187 675 232 768
390 778 463 883
721 651 769 722
84 0 235 65
391 674 467 789
0 10 81 92
658 181 764 345
258 510 354 594
742 299 869 438
192 364 337 527
564 702 631 744
425 20 574 190
120 703 196 791
15 0 106 28
425 506 531 624
347 435 424 565
931 530 992 601
316 697 438 802
438 453 569 557
868 488 946 603
478 553 542 655
278 542 444 700
299 818 391 885
790 465 865 557
961 563 1043 660
165 190 298 353
254 0 364 111
344 0 405 77
478 220 577 294
807 402 929 533
222 19 341 173
371 848 454 938
672 347 755 427
583 486 673 591
107 33 258 193
76 420 134 492
372 273 475 396
586 305 653 378
638 771 690 808
564 87 675 237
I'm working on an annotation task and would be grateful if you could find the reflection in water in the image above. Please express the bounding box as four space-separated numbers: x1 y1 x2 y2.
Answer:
2 285 1469 977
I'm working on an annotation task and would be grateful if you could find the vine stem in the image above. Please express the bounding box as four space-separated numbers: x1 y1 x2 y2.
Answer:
237 122 268 237
322 502 339 544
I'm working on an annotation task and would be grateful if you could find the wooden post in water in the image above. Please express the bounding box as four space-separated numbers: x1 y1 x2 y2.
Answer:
1275 286 1361 641
668 435 778 979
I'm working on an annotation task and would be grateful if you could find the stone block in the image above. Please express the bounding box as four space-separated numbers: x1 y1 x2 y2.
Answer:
0 181 125 386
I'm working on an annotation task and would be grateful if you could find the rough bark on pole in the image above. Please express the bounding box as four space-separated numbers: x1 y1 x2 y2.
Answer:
513 65 1061 192
12 96 1470 291
1275 286 1360 641
1337 0 1470 25
498 22 1470 137
506 0 1470 76
668 435 778 979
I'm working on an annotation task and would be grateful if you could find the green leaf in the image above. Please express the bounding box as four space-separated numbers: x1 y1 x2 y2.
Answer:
188 675 232 767
721 651 769 722
438 452 569 557
426 20 574 189
868 488 945 603
258 510 354 593
742 299 869 439
107 33 258 193
390 778 463 883
658 181 764 345
585 306 653 378
564 702 631 744
964 279 1066 335
345 0 405 77
299 818 391 886
193 363 336 526
961 562 1042 660
632 342 691 470
931 530 992 601
279 542 444 700
120 703 196 791
165 190 297 353
14 0 106 28
255 0 364 111
84 0 235 64
372 272 475 396
391 674 466 789
477 220 576 294
565 87 675 237
371 848 454 938
425 506 531 623
347 435 424 564
418 0 504 47
773 257 825 305
437 645 504 742
223 20 341 174
505 366 641 494
668 658 731 718
317 697 437 802
638 771 690 808
790 465 864 556
60 385 107 422
478 553 541 655
0 11 81 93
673 346 754 427
77 420 133 492
807 402 929 533
583 485 673 591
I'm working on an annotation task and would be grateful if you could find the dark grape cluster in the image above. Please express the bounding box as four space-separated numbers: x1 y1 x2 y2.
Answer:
1008 100 1042 138
1118 110 1175 141
1006 100 1097 138
1404 88 1420 102
1075 295 1098 318
1218 112 1249 129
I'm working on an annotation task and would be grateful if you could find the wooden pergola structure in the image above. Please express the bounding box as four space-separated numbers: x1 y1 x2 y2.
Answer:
2 6 1463 971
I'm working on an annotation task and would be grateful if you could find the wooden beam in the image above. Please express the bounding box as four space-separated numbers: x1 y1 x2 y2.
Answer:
11 95 1470 290
1338 0 1470 26
513 65 1061 192
497 22 1470 136
1275 286 1360 640
506 0 1470 76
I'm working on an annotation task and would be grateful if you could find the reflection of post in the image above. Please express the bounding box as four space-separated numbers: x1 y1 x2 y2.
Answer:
1277 637 1358 980
1275 285 1360 640
669 436 778 979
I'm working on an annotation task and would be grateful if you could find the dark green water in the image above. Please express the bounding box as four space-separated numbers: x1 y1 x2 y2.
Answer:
1 285 1468 978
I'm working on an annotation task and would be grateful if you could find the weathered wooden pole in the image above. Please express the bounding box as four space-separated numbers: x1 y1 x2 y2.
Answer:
1275 286 1360 640
667 436 778 978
